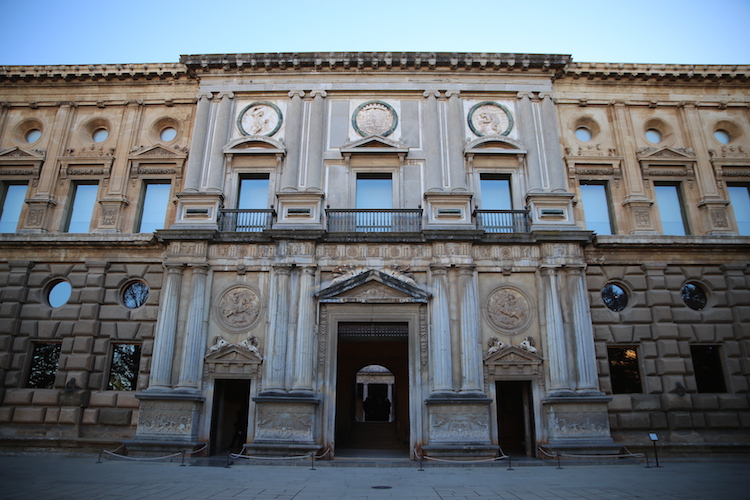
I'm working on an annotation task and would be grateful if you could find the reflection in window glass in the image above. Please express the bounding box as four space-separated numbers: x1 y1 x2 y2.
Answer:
655 184 687 235
123 281 149 309
108 344 141 391
602 283 628 311
682 283 707 310
160 127 177 142
645 129 662 143
580 183 613 235
27 343 62 389
480 175 511 210
608 346 642 394
728 185 750 235
691 345 726 393
356 174 392 209
238 174 270 209
92 128 109 143
138 183 171 232
48 281 72 308
0 183 28 233
66 183 98 232
25 129 42 143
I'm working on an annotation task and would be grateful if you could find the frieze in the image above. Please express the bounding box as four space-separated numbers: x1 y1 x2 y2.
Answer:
722 168 750 177
634 208 651 227
0 147 46 158
255 404 314 441
575 167 615 176
168 241 207 257
551 412 609 438
66 168 108 176
100 206 118 226
64 147 116 157
485 286 533 334
419 305 428 367
429 406 489 441
710 209 729 228
214 286 262 332
136 401 198 437
26 208 44 227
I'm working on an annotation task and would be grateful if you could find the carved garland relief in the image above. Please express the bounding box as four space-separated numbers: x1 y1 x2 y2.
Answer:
214 285 262 332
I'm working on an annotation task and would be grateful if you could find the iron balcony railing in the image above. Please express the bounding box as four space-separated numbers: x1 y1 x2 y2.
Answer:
473 209 530 233
219 209 275 232
326 208 423 232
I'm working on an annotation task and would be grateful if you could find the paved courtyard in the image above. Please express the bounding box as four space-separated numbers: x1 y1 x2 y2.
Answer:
0 454 747 499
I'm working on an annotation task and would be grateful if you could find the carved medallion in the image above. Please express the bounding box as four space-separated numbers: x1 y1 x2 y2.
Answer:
352 101 397 137
468 101 513 137
486 286 532 333
214 285 262 332
237 102 283 137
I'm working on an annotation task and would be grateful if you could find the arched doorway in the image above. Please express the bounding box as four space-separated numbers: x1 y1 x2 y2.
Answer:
334 322 409 456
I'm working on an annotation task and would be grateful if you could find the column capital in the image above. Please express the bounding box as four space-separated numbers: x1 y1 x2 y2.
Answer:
273 263 293 275
423 90 441 99
445 89 461 98
189 263 210 274
309 89 327 98
196 92 213 101
164 262 187 273
457 264 476 275
430 264 449 275
217 91 235 99
288 90 305 99
540 265 561 276
516 91 534 100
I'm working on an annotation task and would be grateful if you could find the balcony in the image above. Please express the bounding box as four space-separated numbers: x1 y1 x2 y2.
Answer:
218 209 275 232
326 208 423 232
473 209 530 233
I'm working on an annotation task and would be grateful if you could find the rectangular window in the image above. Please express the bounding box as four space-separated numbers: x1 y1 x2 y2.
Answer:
238 174 270 209
728 185 750 235
137 182 171 233
27 343 62 389
356 173 392 209
479 174 512 210
691 345 727 393
607 346 642 394
654 183 688 235
580 182 613 235
0 183 28 233
107 344 142 391
65 182 98 233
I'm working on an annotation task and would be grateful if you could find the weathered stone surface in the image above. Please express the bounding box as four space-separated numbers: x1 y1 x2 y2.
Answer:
99 409 132 426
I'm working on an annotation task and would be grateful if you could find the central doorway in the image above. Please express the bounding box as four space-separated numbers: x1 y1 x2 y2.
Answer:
496 380 535 457
335 322 409 456
210 379 250 455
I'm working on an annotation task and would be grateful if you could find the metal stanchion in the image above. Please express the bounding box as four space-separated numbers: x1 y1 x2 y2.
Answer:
310 452 316 470
180 450 186 466
97 449 104 464
418 453 424 471
225 452 232 468
507 455 513 470
556 453 562 469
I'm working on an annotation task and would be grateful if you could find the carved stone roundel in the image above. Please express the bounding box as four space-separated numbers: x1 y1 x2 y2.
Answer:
468 101 513 137
215 285 262 332
352 101 397 137
486 285 531 334
237 102 283 137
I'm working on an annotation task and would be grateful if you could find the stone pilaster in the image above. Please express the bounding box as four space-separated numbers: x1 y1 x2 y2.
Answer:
207 92 234 192
263 264 292 393
280 90 305 190
183 93 212 192
541 265 572 393
175 264 209 391
423 90 444 190
292 266 317 393
302 90 326 190
429 265 453 394
566 265 600 392
446 90 466 189
146 263 184 391
458 265 483 394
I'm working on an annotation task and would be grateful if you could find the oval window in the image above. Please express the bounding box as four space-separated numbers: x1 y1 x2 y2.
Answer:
159 127 177 142
645 129 662 144
48 280 72 308
714 129 731 144
682 283 707 310
602 283 628 312
92 128 109 143
123 281 149 309
25 129 42 143
575 127 592 142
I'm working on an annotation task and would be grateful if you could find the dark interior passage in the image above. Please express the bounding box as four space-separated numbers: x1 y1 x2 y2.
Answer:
496 380 535 457
210 379 250 455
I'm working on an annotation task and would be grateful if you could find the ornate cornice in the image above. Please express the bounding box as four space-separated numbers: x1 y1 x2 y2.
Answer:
559 62 750 83
0 63 189 83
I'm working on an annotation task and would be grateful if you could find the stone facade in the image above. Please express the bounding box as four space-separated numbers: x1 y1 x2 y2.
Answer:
0 54 748 458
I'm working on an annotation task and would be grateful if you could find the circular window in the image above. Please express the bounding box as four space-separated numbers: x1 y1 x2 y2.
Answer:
602 283 628 312
714 129 731 144
645 129 662 144
123 281 149 309
92 128 109 143
159 127 177 142
682 283 707 310
25 129 42 143
575 127 592 142
48 280 72 308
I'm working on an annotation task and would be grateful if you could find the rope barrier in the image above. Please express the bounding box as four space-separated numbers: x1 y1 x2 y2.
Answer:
422 454 509 463
229 447 332 461
97 443 209 463
537 447 646 460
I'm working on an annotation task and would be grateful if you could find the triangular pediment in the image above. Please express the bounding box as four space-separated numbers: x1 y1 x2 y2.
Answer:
316 267 430 303
484 345 543 365
0 147 45 159
637 146 696 160
340 135 409 155
224 136 285 156
465 135 527 156
205 344 263 364
128 144 187 160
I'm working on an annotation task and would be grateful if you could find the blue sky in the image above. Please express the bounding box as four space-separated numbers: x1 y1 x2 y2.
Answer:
1 0 749 66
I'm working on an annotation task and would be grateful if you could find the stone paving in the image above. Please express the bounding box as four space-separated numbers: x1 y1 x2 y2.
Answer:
0 454 747 499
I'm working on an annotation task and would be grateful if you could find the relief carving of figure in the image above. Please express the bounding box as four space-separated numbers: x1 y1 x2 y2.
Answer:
487 287 530 332
217 287 261 331
486 337 506 357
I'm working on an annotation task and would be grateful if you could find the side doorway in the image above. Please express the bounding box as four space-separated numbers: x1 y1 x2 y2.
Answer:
210 379 251 455
496 380 536 457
